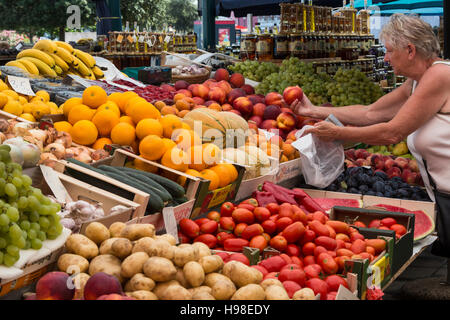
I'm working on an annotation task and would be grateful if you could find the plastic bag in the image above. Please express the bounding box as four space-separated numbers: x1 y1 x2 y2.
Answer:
292 125 345 189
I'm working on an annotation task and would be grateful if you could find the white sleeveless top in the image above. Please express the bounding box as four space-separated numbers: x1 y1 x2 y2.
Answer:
407 60 450 201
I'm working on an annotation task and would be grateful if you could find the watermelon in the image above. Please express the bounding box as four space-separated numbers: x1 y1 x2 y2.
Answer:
313 198 363 214
372 204 435 241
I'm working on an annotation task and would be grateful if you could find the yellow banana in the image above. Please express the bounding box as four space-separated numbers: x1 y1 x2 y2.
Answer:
68 67 82 77
87 72 96 80
17 49 55 68
33 39 58 54
72 56 91 77
19 57 57 77
92 65 104 79
73 49 96 69
16 59 40 75
49 53 69 72
54 47 74 64
54 41 74 54
5 60 29 73
54 65 63 76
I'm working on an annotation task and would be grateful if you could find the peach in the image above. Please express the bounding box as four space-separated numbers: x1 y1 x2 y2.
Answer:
355 158 371 167
249 115 263 127
203 79 217 88
386 166 402 179
384 158 395 170
344 149 356 160
269 133 284 147
394 157 409 169
286 129 299 141
248 95 265 105
265 92 283 107
192 84 210 100
241 84 255 95
260 119 277 130
208 102 222 111
283 86 304 105
299 118 320 128
230 73 245 88
188 83 198 93
354 149 369 160
221 103 233 111
409 159 419 172
248 120 259 131
227 88 246 104
83 272 123 300
174 80 190 90
97 293 136 300
208 87 226 104
263 104 282 120
401 168 417 184
252 103 266 117
276 112 297 131
176 89 192 97
192 96 205 105
229 109 242 116
35 271 75 300
204 100 216 107
217 80 232 95
214 68 230 82
232 96 253 116
160 84 175 92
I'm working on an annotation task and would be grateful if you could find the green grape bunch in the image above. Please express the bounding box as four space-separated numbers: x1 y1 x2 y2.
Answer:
0 144 63 267
228 60 280 82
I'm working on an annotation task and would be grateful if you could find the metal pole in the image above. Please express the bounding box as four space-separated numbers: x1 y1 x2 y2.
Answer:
202 0 216 51
444 0 449 59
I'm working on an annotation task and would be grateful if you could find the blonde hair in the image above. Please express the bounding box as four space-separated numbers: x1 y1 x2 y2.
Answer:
379 13 440 59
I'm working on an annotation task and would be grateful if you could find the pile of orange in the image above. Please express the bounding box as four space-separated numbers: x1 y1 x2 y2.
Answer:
247 130 300 163
154 92 223 118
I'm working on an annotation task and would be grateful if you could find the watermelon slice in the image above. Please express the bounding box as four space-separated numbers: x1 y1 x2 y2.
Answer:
313 198 363 214
372 204 435 241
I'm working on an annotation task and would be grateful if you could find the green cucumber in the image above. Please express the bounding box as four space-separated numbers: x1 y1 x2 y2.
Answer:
66 158 106 175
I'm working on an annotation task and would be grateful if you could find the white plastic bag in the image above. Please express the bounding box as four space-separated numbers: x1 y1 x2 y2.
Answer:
292 125 345 188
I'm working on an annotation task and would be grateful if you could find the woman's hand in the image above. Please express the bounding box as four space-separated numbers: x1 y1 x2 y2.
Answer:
290 94 315 117
303 121 339 142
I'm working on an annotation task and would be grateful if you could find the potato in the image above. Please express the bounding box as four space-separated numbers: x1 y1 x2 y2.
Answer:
120 224 155 241
156 234 177 246
292 288 316 300
204 273 232 287
211 279 236 300
223 261 262 288
88 254 123 282
109 222 127 237
175 267 191 289
148 239 175 259
161 284 192 300
124 273 155 292
188 286 212 296
199 255 223 274
57 254 89 274
260 278 284 291
192 242 211 258
121 252 150 278
73 272 90 300
231 284 266 300
111 238 133 259
153 280 180 299
132 237 155 254
143 256 177 282
173 245 197 267
126 290 158 300
84 222 110 245
65 234 99 260
192 291 215 300
265 285 290 300
99 237 121 255
183 261 205 287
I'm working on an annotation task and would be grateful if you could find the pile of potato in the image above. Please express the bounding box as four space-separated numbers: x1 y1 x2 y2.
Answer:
57 221 316 300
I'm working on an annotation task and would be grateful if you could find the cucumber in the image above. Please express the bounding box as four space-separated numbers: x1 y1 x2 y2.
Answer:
98 165 172 202
66 158 106 175
120 167 186 198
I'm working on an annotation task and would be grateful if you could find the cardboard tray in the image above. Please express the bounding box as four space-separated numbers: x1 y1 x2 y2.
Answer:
275 157 302 184
234 169 278 202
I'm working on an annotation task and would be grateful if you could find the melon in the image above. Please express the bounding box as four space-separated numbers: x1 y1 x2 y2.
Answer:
372 204 435 241
313 198 363 214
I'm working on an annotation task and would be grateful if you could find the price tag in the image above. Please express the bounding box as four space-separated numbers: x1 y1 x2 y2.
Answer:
116 34 123 43
40 165 72 204
162 207 179 243
127 35 134 43
7 76 35 96
15 43 23 51
67 74 92 88
164 35 171 43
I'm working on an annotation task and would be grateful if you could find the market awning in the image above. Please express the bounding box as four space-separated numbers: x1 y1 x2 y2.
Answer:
376 6 443 15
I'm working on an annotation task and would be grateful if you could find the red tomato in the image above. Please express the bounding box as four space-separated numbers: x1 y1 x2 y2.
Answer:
325 275 349 292
269 235 288 252
193 234 217 248
306 278 329 300
334 256 348 273
291 205 308 224
259 255 287 272
249 235 268 251
302 242 316 256
216 231 235 246
261 232 271 242
381 217 397 228
264 272 279 280
179 218 200 238
309 220 330 237
312 211 328 224
253 207 271 222
279 267 306 286
276 217 293 233
207 211 221 222
286 244 300 257
303 255 316 266
194 218 210 227
232 208 255 224
228 253 250 265
251 265 268 278
336 239 346 249
304 264 322 279
327 292 337 300
265 203 279 215
233 223 248 237
223 238 249 252
390 224 407 236
279 253 292 265
237 203 256 212
241 223 264 240
281 263 301 271
282 222 306 243
220 202 235 217
290 256 303 268
350 232 365 242
336 233 351 242
350 239 367 254
368 219 382 228
317 252 338 275
325 224 336 239
241 198 258 207
299 229 316 245
200 220 218 234
214 251 230 262
313 245 328 258
278 203 294 219
283 280 302 299
314 236 337 251
219 217 235 232
353 221 367 228
261 220 277 234
268 214 279 222
177 231 191 244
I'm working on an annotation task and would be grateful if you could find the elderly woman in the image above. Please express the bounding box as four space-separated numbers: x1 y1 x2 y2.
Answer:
291 13 450 257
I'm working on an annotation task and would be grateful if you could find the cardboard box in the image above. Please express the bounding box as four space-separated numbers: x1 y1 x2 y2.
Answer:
234 169 278 202
275 158 302 185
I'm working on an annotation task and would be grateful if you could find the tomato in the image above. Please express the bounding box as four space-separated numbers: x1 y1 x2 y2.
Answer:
253 207 271 222
193 234 217 248
261 232 271 242
241 223 264 240
390 224 407 237
259 255 287 272
268 214 279 222
261 220 277 234
200 220 218 234
303 255 316 266
325 224 336 239
337 248 354 257
223 238 249 252
269 235 288 252
314 236 337 251
264 272 279 280
216 231 235 246
350 232 365 242
282 222 306 243
334 256 348 273
304 264 321 279
326 220 350 234
251 265 268 278
350 239 367 254
290 256 303 267
381 217 397 228
283 280 302 299
353 221 367 228
313 245 328 258
308 220 330 237
325 275 349 292
177 231 191 244
249 235 268 251
336 233 351 242
228 253 250 265
179 218 200 238
327 292 337 300
299 229 316 245
306 278 329 300
317 252 338 275
279 267 306 286
336 239 346 249
281 263 300 271
366 245 376 255
219 217 235 232
194 218 210 227
365 239 387 254
327 250 336 258
368 219 382 228
278 203 294 220
279 253 292 265
214 251 230 262
302 242 316 256
233 223 248 237
286 244 300 257
207 211 221 222
291 205 308 224
265 203 279 215
220 202 235 217
312 211 328 224
276 217 293 233
241 198 258 207
237 203 256 212
232 208 255 224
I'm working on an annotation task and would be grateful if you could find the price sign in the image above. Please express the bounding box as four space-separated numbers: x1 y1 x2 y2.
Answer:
7 76 35 96
127 35 134 43
164 35 171 43
67 74 92 88
116 34 123 43
162 207 179 243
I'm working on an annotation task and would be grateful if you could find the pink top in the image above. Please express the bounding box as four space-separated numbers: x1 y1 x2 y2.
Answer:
407 61 450 199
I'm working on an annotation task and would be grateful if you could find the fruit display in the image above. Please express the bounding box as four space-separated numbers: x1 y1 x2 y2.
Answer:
228 60 280 82
357 140 412 159
6 39 103 80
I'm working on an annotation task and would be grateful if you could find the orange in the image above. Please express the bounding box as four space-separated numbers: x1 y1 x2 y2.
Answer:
47 101 60 114
178 169 201 187
119 115 134 126
117 91 139 114
162 138 177 153
282 143 296 157
110 122 136 146
0 93 9 108
19 113 37 122
70 120 98 145
68 104 95 125
0 79 9 91
35 90 50 102
135 118 163 140
96 101 121 117
92 137 113 150
181 122 191 130
160 114 183 139
172 129 201 152
202 143 221 167
133 158 158 173
160 147 189 172
154 101 166 111
31 101 50 120
3 100 23 116
107 92 123 110
280 154 289 162
18 96 28 105
220 163 238 182
92 110 120 137
139 135 166 161
124 96 147 116
2 90 19 100
128 100 161 124
161 106 178 116
82 85 108 109
173 93 187 102
188 145 207 172
53 121 72 133
209 164 232 188
200 169 220 191
62 97 83 117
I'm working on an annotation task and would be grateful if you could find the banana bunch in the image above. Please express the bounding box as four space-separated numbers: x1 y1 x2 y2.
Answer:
6 39 104 80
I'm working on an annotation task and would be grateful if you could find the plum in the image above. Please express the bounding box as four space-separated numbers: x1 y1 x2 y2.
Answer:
373 181 386 193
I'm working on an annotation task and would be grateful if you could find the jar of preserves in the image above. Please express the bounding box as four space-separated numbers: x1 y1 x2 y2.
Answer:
240 34 257 60
256 34 274 61
274 34 289 59
329 34 336 58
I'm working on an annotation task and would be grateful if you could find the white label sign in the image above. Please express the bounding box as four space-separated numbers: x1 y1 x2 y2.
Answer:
67 74 92 88
40 165 72 204
7 76 35 96
162 207 179 243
